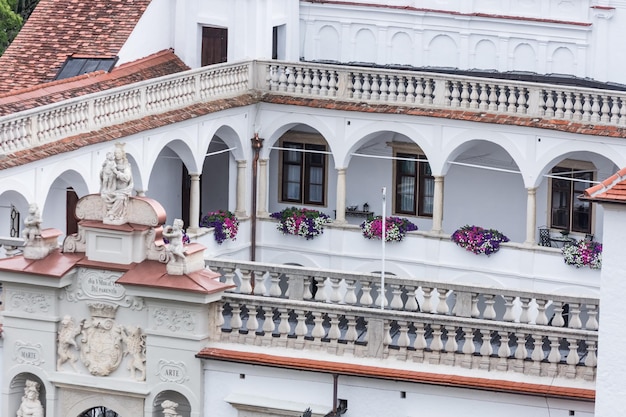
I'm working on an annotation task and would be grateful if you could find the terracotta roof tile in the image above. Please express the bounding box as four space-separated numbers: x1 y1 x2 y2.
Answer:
0 0 153 94
197 348 596 401
581 167 626 204
0 49 189 115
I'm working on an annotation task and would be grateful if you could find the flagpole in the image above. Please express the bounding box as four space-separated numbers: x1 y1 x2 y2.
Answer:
381 187 386 310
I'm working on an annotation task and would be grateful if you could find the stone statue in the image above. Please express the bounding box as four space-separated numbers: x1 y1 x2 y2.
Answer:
163 219 186 263
16 380 44 417
122 325 146 381
100 143 133 225
22 203 42 244
57 315 81 372
161 400 182 417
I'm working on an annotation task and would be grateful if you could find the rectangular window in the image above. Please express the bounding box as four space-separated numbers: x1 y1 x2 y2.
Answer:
281 142 326 205
550 166 593 234
394 153 433 217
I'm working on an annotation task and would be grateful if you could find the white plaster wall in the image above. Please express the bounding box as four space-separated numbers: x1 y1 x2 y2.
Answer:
203 360 595 417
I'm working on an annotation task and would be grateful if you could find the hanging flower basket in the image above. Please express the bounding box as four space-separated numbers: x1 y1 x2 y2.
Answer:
360 216 418 242
451 225 509 255
200 210 239 244
270 207 332 240
562 239 602 269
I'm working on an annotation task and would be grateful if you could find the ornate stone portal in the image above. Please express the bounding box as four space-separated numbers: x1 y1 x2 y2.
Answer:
57 303 147 381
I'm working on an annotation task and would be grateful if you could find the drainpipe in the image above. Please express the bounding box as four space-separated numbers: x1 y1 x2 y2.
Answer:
251 133 264 265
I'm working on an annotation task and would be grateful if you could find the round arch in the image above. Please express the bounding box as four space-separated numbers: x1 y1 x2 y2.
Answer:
259 114 336 160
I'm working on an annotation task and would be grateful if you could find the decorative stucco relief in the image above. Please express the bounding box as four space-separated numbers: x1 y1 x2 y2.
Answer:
14 341 44 366
153 308 196 333
62 268 145 310
9 290 51 314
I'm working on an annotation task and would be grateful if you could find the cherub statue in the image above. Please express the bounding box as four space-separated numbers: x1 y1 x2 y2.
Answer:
57 315 81 372
22 203 42 244
163 218 186 263
16 380 44 417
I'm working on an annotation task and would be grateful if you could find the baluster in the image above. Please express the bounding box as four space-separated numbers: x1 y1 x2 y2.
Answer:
421 286 434 313
497 86 508 112
311 70 321 95
443 325 458 353
404 285 419 311
502 296 515 322
519 297 531 323
286 67 296 93
413 322 427 352
327 313 341 343
388 75 397 102
311 312 326 341
390 285 403 310
565 338 580 378
497 331 511 371
295 310 308 345
410 77 420 104
362 74 371 100
216 302 225 329
469 82 479 109
303 276 314 300
568 303 582 329
221 266 237 290
379 74 388 101
294 68 303 94
328 70 337 97
591 94 601 122
231 304 243 338
269 272 282 297
478 83 488 111
397 76 406 102
360 281 374 306
530 334 544 375
424 79 433 104
303 69 312 94
517 87 527 113
254 271 266 296
582 93 592 122
513 332 527 373
344 279 357 305
246 305 259 334
278 67 288 92
544 91 555 117
396 320 410 349
352 74 362 99
262 307 274 336
585 304 599 330
573 93 583 120
483 294 496 320
450 81 460 107
344 315 358 344
383 321 392 351
471 293 480 318
563 93 573 119
460 82 471 108
320 70 329 96
430 324 444 352
488 84 498 111
461 327 475 368
239 269 253 294
550 301 565 327
584 340 597 381
479 329 492 370
610 96 620 124
277 308 291 337
329 277 342 303
547 336 561 376
554 92 564 118
314 277 327 302
375 281 388 309
507 87 518 113
619 98 626 125
600 95 610 123
436 289 449 314
535 299 548 325
370 75 380 101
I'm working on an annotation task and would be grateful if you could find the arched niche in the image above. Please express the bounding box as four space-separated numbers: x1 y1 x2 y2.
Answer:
153 390 191 417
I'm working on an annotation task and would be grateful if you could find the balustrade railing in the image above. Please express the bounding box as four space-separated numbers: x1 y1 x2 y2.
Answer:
2 59 626 155
207 259 598 381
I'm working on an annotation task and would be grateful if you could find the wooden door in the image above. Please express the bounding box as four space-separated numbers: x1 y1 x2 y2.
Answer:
201 27 228 66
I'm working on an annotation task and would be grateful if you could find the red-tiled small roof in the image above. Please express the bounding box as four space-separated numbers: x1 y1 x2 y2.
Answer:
581 167 626 204
0 249 84 277
198 348 595 401
0 0 153 94
0 49 189 116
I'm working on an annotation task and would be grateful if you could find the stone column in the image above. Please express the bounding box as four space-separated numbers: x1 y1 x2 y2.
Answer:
188 174 200 233
335 168 347 224
431 175 444 234
235 160 247 217
258 159 269 217
524 187 537 245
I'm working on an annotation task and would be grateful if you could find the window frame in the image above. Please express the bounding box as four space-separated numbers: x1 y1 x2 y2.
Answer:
278 133 328 207
548 160 595 234
390 142 433 218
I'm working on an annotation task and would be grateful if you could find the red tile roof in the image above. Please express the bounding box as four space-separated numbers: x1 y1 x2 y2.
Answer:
0 49 189 116
0 0 153 94
581 167 626 204
197 348 596 401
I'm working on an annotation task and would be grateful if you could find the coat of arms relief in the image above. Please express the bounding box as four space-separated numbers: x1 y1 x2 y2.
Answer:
57 303 146 381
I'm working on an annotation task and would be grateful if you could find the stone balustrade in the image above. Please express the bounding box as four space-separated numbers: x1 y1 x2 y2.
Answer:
2 59 626 155
207 259 598 381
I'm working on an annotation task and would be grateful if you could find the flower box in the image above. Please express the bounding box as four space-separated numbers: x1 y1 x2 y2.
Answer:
270 207 332 240
360 216 418 242
199 210 239 244
451 225 509 256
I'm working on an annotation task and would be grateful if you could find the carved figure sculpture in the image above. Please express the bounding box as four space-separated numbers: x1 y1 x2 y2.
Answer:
100 143 133 224
163 219 186 263
22 203 42 244
161 400 182 417
123 325 146 381
57 315 81 372
16 380 44 417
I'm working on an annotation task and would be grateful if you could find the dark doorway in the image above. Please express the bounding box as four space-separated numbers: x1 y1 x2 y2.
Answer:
66 188 79 236
78 406 119 417
201 27 228 66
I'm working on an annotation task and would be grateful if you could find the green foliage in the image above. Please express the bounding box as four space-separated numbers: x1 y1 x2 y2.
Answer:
0 0 22 55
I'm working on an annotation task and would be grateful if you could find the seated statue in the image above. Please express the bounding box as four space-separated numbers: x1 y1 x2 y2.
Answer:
22 203 42 244
100 143 134 224
16 380 44 417
163 219 186 263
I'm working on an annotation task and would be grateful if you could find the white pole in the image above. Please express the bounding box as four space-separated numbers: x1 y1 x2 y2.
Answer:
381 187 386 310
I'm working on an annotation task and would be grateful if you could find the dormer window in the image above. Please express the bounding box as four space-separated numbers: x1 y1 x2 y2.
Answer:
55 57 117 80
